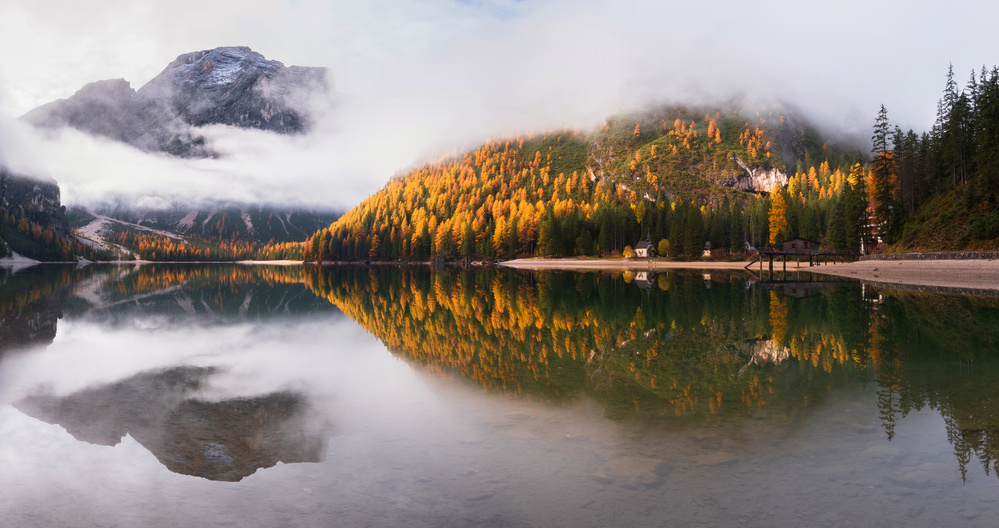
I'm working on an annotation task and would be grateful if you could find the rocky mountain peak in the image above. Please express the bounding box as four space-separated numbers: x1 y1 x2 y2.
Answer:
23 78 136 141
76 78 134 98
23 46 331 157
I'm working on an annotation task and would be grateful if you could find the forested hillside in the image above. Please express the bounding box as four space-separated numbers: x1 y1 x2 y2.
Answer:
0 168 114 261
879 65 999 251
11 64 994 263
306 103 867 262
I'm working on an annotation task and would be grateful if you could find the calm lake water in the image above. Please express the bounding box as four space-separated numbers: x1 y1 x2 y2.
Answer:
2 263 999 527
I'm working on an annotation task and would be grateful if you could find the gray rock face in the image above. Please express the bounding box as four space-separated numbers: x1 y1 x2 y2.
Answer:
0 166 73 260
0 167 68 231
22 79 135 141
23 46 330 157
155 47 326 132
730 155 789 193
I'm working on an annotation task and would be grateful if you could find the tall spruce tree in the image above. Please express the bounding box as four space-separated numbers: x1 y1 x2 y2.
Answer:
870 105 896 241
974 67 999 205
684 204 704 256
830 193 849 252
669 201 687 257
848 162 869 254
729 199 744 252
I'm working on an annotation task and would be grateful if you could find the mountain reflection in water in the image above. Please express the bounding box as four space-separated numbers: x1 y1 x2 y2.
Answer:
1 264 338 482
16 366 329 481
3 263 999 526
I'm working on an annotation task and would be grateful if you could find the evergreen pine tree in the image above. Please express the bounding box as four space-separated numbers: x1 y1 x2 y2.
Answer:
461 222 475 258
974 67 999 205
870 105 896 241
830 193 848 252
684 204 704 257
848 162 869 254
729 199 744 252
669 201 686 257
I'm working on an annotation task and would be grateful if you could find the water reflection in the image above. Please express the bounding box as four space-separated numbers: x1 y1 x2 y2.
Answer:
1 264 340 483
305 265 999 481
0 264 337 354
306 266 847 421
15 366 329 481
2 262 999 507
0 265 86 352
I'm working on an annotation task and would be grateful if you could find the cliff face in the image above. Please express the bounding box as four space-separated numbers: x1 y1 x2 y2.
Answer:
0 169 65 221
730 156 789 193
23 46 331 158
149 47 327 133
0 166 72 259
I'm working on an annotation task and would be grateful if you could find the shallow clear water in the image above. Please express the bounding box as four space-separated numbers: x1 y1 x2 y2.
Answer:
2 264 999 527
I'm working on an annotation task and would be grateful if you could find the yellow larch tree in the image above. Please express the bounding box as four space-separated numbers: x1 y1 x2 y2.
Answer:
768 185 787 245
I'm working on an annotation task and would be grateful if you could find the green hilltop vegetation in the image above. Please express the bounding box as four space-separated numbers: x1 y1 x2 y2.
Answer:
5 63 998 263
308 63 999 262
880 65 999 252
305 100 866 262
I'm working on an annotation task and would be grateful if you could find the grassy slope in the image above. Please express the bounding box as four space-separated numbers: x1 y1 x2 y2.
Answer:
888 190 999 252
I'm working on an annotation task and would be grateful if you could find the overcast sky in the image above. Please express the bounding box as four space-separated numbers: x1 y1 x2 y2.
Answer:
1 0 997 210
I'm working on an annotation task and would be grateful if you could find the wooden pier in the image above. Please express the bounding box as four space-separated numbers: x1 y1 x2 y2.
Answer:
745 249 857 273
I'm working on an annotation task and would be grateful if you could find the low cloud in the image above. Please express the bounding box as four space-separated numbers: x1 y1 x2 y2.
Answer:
2 0 998 209
0 114 49 179
17 107 379 211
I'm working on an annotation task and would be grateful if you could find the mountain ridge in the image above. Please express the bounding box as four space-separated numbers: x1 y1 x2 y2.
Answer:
22 46 331 158
4 47 336 260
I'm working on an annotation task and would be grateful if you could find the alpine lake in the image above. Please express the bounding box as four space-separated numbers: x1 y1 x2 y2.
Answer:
2 263 999 527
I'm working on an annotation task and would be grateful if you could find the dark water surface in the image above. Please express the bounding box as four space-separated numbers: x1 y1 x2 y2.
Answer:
2 264 999 527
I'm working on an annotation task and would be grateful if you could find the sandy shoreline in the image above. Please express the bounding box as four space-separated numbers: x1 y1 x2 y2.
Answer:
6 253 998 292
499 258 755 271
807 259 999 292
500 257 999 292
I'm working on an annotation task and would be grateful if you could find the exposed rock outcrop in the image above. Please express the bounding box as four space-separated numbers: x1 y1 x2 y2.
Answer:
730 155 789 193
0 166 72 259
23 46 331 158
0 169 65 222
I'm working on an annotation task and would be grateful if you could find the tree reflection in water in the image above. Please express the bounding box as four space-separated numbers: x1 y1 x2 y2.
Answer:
305 266 999 480
3 263 999 482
